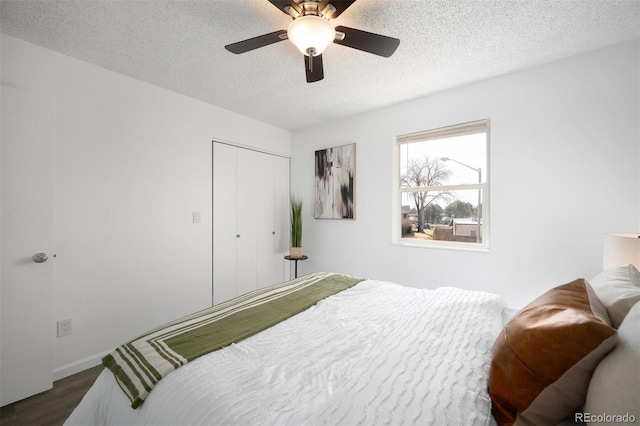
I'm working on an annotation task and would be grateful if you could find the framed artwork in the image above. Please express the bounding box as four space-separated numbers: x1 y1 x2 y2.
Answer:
314 143 355 219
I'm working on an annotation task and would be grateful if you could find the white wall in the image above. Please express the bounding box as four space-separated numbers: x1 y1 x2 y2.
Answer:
2 33 637 381
1 34 291 379
291 40 640 308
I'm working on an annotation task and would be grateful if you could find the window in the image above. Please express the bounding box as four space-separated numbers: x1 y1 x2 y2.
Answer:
393 119 490 250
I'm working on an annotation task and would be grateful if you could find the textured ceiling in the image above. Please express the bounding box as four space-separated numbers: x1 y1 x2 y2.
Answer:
1 0 638 130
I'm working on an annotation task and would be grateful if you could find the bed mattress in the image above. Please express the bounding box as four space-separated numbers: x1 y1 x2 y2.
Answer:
66 278 505 425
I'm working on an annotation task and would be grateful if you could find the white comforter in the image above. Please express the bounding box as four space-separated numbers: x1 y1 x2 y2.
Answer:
66 280 504 425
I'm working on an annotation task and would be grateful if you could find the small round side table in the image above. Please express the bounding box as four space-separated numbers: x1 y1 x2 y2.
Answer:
284 255 308 278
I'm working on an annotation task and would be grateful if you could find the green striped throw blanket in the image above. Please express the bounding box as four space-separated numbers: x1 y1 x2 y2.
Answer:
102 272 364 409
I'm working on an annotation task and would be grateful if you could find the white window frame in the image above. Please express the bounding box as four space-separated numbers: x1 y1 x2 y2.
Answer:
392 119 490 252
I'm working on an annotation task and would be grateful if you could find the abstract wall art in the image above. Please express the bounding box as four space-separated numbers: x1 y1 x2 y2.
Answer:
314 143 356 219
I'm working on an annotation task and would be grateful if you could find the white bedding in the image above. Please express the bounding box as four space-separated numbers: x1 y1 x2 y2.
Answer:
65 279 505 425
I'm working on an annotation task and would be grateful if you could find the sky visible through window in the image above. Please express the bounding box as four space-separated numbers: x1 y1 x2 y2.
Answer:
400 132 486 208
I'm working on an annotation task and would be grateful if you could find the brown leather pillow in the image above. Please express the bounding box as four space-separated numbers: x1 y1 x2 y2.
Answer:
488 279 617 426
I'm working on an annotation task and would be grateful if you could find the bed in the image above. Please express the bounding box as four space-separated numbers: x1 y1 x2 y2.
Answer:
65 267 640 426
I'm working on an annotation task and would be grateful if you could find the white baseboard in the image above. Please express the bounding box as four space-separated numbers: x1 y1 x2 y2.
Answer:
52 350 110 381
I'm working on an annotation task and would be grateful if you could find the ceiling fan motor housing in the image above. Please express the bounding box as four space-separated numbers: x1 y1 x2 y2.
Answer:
284 1 337 19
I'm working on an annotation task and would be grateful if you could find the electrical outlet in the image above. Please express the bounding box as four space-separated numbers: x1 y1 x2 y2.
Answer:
57 318 72 337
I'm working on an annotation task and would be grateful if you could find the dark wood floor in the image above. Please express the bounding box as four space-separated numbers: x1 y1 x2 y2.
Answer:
0 365 104 426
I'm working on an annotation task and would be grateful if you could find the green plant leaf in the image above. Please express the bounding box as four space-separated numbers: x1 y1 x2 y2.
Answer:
290 197 303 247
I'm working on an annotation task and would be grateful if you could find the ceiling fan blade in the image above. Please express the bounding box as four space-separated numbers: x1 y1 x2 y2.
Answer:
266 0 298 15
305 54 324 83
267 1 356 18
318 0 357 18
224 30 287 54
333 26 400 57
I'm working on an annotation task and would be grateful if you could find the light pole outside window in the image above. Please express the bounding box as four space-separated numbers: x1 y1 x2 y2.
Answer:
440 157 482 242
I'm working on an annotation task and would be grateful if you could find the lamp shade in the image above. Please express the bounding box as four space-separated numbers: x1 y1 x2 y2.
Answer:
603 232 640 270
287 15 335 56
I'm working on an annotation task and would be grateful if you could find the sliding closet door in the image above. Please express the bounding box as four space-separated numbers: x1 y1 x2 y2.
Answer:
213 142 290 305
213 143 237 304
236 148 260 296
253 153 290 288
273 155 290 283
255 154 276 288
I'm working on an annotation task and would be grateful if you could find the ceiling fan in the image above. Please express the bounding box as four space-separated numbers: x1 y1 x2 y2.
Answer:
224 0 400 83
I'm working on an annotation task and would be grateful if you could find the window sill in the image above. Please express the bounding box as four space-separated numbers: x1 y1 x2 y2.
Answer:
392 239 491 253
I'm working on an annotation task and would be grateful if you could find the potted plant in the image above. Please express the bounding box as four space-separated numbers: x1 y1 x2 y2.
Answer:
290 197 303 259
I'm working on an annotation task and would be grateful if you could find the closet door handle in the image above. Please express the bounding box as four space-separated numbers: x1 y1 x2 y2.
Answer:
236 234 240 238
32 253 49 263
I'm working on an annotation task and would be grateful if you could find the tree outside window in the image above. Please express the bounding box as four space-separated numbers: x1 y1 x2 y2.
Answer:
400 156 450 233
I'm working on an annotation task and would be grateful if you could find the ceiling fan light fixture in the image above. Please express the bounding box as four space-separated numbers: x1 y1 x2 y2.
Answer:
287 15 335 56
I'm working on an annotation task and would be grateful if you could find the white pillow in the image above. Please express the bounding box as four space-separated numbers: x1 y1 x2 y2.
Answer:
584 302 640 424
590 264 640 328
